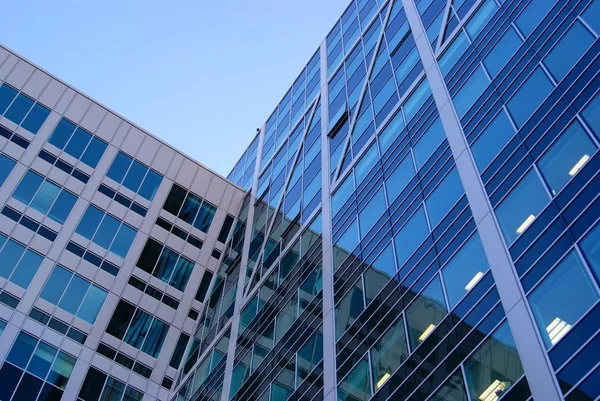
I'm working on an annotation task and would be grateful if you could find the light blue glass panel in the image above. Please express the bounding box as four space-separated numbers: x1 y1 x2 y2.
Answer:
110 223 137 259
48 352 75 389
394 206 429 268
544 21 594 82
107 152 132 183
403 79 431 123
471 110 515 171
0 239 25 280
59 274 89 315
359 187 386 238
40 266 71 304
11 249 43 289
582 0 600 34
76 205 104 240
78 285 107 324
94 213 120 249
414 118 446 169
465 0 498 39
528 251 599 348
395 47 420 86
123 160 147 193
385 153 415 203
13 170 44 205
483 27 522 78
378 108 405 155
425 167 464 228
30 180 61 215
0 154 16 187
495 169 550 244
48 190 77 224
453 66 490 118
139 169 163 201
439 31 469 76
507 67 553 128
26 341 56 379
332 174 355 216
538 121 597 195
355 143 378 186
334 219 359 271
516 0 558 37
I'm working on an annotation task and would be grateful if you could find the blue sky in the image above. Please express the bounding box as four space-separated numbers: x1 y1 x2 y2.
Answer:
0 1 349 176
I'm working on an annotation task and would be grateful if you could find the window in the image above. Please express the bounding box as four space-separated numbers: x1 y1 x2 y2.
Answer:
544 21 594 82
40 265 108 324
0 234 43 289
169 333 190 369
425 167 464 228
1 331 76 401
107 152 163 201
378 108 405 154
432 372 469 401
78 367 143 401
528 251 599 348
439 31 469 76
364 243 397 305
338 356 372 401
394 206 429 268
441 233 489 309
106 300 169 358
582 0 600 34
359 187 386 238
354 143 378 186
334 218 359 271
471 110 515 171
335 278 364 340
370 317 408 390
580 222 600 283
537 121 597 195
48 118 107 168
515 0 558 37
406 276 448 350
12 170 77 224
162 184 217 233
275 296 298 343
136 238 195 291
403 79 431 123
495 169 550 244
75 205 137 258
385 152 415 202
296 330 323 386
507 67 554 128
413 118 446 169
465 0 498 39
453 66 490 119
218 214 235 243
0 83 50 134
464 322 524 400
0 154 16 187
332 174 354 216
483 27 522 78
582 92 600 140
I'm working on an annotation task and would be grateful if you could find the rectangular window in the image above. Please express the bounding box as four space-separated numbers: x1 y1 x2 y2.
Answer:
106 151 163 201
48 118 107 168
12 170 78 224
425 167 464 228
0 153 16 187
483 27 522 78
136 238 195 291
217 214 234 243
506 67 553 128
77 367 144 401
0 83 50 134
453 65 490 118
40 265 108 324
162 184 217 233
543 20 594 82
169 332 190 369
394 206 429 268
106 300 169 358
75 205 137 259
0 233 44 289
515 0 558 37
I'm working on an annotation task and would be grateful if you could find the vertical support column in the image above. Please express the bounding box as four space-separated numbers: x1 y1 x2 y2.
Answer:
400 1 563 400
220 127 265 401
319 40 337 401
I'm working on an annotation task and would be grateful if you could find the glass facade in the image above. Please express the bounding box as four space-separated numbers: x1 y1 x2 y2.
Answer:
0 0 598 400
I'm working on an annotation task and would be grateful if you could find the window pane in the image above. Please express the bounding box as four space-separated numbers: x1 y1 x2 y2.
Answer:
465 0 498 39
394 206 429 268
582 92 600 140
81 137 107 168
59 274 90 315
538 121 596 195
78 285 108 324
194 202 216 233
65 128 92 159
142 318 169 357
338 357 372 401
414 118 446 169
544 21 594 82
123 160 147 193
297 331 323 386
48 119 77 150
123 309 152 349
507 67 553 128
431 372 469 401
334 218 359 271
385 153 415 203
332 174 354 216
516 0 558 37
275 296 297 342
7 332 37 368
580 222 600 283
107 152 132 183
13 170 44 205
106 301 136 339
471 110 515 171
355 144 378 186
378 108 405 154
0 154 16 187
11 249 43 289
5 93 34 124
27 341 57 379
30 180 61 215
406 276 448 350
335 278 364 340
495 169 550 244
403 79 431 123
179 193 201 224
0 84 18 113
138 169 162 201
439 31 469 76
93 214 120 249
483 27 522 78
48 190 78 224
442 233 489 309
21 103 50 134
453 66 490 119
426 167 464 228
76 205 104 240
0 239 26 280
528 251 599 348
170 258 194 291
41 266 71 304
48 352 75 389
464 321 524 400
110 223 137 259
582 0 600 34
370 317 408 390
359 187 386 238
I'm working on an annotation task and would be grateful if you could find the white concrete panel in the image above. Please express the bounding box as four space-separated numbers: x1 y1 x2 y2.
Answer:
121 126 145 157
80 102 107 133
96 111 121 143
38 78 67 109
64 93 91 124
152 144 176 175
54 87 76 115
6 60 34 89
175 158 197 188
137 135 160 166
22 69 51 99
0 54 18 81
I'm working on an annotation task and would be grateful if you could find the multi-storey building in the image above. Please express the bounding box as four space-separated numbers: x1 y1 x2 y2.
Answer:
0 0 599 400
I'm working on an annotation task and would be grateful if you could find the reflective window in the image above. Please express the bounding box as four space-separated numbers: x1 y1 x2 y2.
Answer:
442 233 490 309
471 110 515 171
425 167 464 228
495 169 550 244
75 205 137 259
335 278 364 340
78 367 143 401
582 0 600 34
439 31 469 76
464 322 524 400
507 67 553 128
40 265 107 324
359 187 386 238
432 372 469 401
355 143 378 186
582 91 600 139
581 222 600 283
537 121 597 195
296 330 323 386
516 0 558 37
48 118 107 168
338 356 372 401
483 27 522 78
334 218 359 271
107 152 163 201
378 108 405 154
136 238 195 291
385 153 415 203
364 243 397 304
370 317 408 390
0 154 16 187
0 83 50 134
332 174 354 216
12 170 77 224
414 118 446 169
162 184 217 233
0 234 43 289
406 276 448 350
544 21 594 82
465 0 498 39
403 79 431 123
275 296 297 343
394 206 429 268
453 66 490 118
528 251 599 348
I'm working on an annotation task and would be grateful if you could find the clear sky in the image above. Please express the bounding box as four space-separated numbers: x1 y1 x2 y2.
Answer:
0 0 349 176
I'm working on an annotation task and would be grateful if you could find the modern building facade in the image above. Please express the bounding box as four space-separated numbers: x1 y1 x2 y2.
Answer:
0 0 599 400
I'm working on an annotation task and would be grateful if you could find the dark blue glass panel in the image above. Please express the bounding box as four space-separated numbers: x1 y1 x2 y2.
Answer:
4 94 34 125
123 160 147 193
0 84 18 114
80 137 107 168
21 103 50 134
138 169 162 201
107 152 132 184
64 128 92 159
12 171 44 205
48 119 76 150
0 154 16 187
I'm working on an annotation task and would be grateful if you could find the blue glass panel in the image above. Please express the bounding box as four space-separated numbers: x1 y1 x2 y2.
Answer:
483 27 522 78
580 222 600 284
378 108 405 154
471 110 515 171
0 84 18 114
355 143 378 186
0 239 26 280
21 103 50 134
48 190 77 224
507 67 553 128
75 205 104 240
406 275 448 349
582 0 600 34
93 213 120 249
465 0 498 39
334 219 359 271
359 187 386 238
80 137 107 168
78 285 107 324
403 79 431 123
27 341 57 379
110 223 137 258
385 153 415 203
394 206 429 268
582 91 600 139
142 318 168 357
123 160 147 193
13 171 44 205
59 274 90 315
194 202 216 233
64 128 92 159
40 266 71 304
544 21 594 82
30 180 61 215
453 66 490 118
426 167 464 228
332 175 355 216
48 119 76 150
170 258 193 291
516 0 558 37
6 332 37 368
495 169 550 244
414 118 446 169
107 152 132 183
0 154 16 187
439 31 469 76
123 309 152 348
11 249 43 289
138 169 162 201
179 193 201 224
154 248 178 283
4 93 34 124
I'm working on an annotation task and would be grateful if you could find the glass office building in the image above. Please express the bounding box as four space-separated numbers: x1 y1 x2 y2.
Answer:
0 0 599 400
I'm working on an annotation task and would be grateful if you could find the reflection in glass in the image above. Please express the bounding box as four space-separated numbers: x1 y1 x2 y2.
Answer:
406 276 448 350
338 356 372 401
370 317 408 390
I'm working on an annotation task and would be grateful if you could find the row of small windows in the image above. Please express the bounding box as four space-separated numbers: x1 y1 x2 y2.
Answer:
96 343 153 379
98 184 147 217
128 275 180 309
38 150 90 184
77 367 143 401
163 183 217 234
66 241 120 277
106 151 163 201
0 124 30 149
1 206 58 241
48 118 107 169
156 217 204 249
28 308 88 345
136 238 196 292
0 83 50 134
